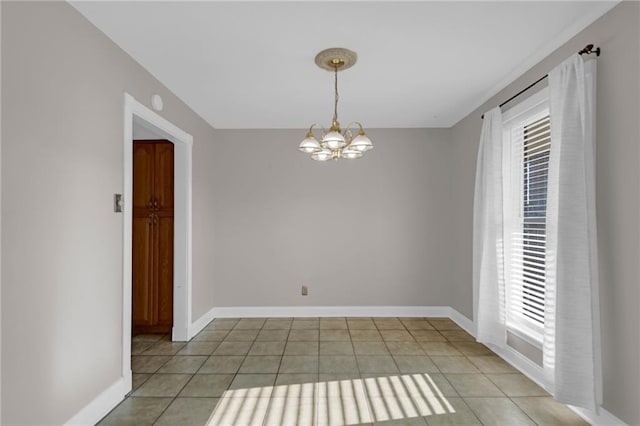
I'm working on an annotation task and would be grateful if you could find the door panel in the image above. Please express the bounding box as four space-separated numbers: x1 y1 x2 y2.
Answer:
132 215 153 326
155 215 174 326
154 142 174 210
132 143 155 211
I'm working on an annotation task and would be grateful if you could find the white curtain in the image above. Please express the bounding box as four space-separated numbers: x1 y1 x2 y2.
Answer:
545 54 601 411
473 107 507 347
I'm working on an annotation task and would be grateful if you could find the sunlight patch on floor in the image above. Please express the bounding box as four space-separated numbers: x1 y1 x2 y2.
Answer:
207 373 456 426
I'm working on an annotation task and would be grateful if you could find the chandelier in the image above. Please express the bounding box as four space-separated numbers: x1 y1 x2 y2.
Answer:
298 48 373 161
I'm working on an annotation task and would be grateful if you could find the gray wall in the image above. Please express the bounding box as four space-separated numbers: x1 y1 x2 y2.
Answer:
449 3 640 424
1 2 216 424
210 128 453 307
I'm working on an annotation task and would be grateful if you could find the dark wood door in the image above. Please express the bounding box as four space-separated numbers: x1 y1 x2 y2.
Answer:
132 140 174 335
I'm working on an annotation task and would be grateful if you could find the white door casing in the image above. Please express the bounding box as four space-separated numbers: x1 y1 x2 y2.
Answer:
122 93 193 390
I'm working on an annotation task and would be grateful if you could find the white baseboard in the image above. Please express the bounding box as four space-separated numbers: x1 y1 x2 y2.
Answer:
447 307 475 335
209 305 451 319
188 306 217 339
64 377 127 426
569 405 628 426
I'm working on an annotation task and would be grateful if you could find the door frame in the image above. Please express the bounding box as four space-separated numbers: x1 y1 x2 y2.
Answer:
122 93 193 389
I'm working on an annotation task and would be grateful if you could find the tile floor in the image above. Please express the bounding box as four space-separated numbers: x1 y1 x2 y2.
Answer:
99 317 589 425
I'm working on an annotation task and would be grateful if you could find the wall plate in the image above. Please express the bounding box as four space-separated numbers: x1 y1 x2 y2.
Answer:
114 194 123 212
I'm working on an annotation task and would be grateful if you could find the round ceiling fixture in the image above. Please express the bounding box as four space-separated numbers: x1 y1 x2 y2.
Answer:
314 48 357 72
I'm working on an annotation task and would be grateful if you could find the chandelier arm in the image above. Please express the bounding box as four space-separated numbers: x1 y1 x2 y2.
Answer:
307 122 328 137
307 123 321 133
344 122 365 135
344 129 353 144
353 122 365 134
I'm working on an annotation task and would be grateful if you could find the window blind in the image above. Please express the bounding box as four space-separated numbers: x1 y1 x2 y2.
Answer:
503 99 551 340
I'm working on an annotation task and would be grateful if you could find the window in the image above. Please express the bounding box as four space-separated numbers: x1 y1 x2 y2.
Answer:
502 88 550 344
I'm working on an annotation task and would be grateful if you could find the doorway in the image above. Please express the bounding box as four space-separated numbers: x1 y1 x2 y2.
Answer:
132 140 174 335
123 93 193 392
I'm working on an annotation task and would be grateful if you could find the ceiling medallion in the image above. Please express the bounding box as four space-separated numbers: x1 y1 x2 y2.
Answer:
298 48 373 161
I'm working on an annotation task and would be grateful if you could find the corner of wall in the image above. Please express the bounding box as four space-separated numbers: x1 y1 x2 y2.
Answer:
188 306 217 340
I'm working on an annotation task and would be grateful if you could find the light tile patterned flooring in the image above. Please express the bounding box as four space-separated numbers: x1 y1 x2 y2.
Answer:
99 317 588 425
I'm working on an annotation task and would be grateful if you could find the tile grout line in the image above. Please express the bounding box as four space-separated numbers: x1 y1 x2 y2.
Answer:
260 318 290 426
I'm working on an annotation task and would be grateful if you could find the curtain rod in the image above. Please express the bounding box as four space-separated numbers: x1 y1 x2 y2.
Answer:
480 44 600 119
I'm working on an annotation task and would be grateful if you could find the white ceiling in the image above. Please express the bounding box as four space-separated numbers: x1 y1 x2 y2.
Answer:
71 1 616 129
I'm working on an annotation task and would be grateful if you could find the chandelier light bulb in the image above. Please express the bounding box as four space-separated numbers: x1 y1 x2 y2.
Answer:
298 134 321 153
322 130 347 149
350 133 373 152
311 148 332 161
342 148 363 159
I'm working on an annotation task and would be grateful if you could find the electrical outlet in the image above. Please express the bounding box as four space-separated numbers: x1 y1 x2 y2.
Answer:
301 285 308 296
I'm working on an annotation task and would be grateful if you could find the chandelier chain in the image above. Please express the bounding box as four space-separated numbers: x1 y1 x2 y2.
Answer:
333 66 339 125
